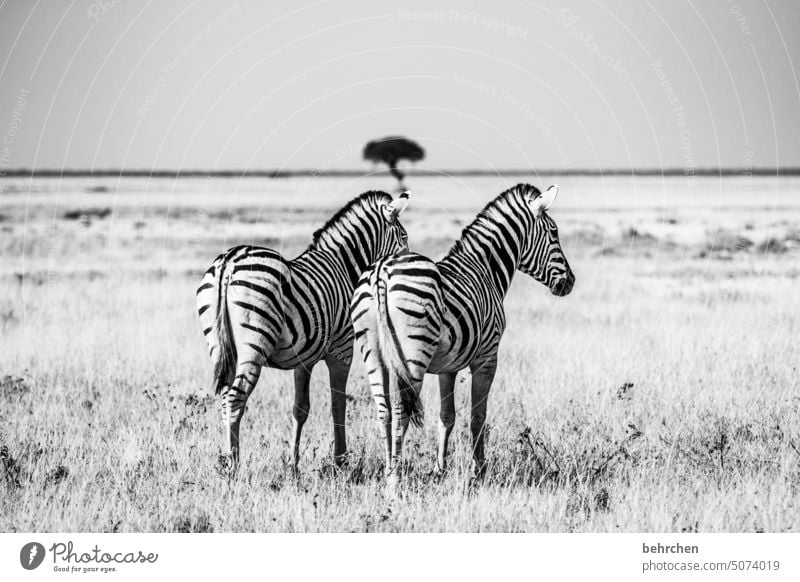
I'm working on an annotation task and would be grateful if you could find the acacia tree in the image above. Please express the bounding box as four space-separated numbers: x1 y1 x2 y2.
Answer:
363 136 425 189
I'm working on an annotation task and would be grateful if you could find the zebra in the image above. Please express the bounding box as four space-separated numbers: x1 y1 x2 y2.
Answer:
196 191 410 472
350 183 574 489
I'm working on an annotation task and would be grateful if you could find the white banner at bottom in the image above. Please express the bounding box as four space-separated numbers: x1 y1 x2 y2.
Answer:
1 533 797 581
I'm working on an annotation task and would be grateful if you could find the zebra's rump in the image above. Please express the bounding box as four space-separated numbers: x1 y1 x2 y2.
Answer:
196 245 289 365
197 244 357 372
351 252 443 326
352 252 446 383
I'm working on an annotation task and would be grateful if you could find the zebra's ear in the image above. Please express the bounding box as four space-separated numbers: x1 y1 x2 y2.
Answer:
532 184 558 215
382 190 411 221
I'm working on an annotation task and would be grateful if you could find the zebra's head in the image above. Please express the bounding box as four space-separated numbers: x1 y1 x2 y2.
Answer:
378 191 410 254
519 185 575 297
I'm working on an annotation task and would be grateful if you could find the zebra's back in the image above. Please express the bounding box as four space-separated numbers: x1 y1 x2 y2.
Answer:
428 256 507 373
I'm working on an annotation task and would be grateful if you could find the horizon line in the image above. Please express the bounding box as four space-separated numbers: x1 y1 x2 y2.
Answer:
0 167 797 178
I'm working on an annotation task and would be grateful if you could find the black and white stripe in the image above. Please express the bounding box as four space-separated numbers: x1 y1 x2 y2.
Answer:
197 191 409 471
351 183 574 489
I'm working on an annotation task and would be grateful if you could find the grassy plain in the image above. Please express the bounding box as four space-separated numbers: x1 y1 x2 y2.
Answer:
1 175 799 532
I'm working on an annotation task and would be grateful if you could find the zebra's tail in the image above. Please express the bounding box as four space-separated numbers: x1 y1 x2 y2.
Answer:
212 255 237 396
375 274 423 427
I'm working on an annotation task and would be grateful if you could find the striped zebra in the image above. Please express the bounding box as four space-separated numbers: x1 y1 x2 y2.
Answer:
197 191 410 472
351 183 574 489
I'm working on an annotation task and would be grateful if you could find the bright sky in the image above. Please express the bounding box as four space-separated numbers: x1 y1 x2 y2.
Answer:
0 0 798 171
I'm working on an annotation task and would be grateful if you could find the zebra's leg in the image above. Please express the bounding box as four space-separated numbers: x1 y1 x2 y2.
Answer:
388 374 422 493
372 367 393 475
291 364 314 473
436 372 457 475
387 394 409 492
217 374 235 474
469 356 498 480
325 349 352 467
222 361 263 471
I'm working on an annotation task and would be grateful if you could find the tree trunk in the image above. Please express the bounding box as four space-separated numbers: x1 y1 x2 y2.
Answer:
388 160 405 189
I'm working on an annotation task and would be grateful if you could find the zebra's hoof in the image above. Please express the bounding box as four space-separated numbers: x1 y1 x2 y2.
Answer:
467 469 486 492
384 472 402 499
317 463 344 480
333 452 350 469
216 454 237 478
472 461 488 480
384 483 401 500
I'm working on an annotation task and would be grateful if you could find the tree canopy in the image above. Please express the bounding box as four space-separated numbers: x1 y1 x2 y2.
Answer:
363 136 425 167
363 136 425 186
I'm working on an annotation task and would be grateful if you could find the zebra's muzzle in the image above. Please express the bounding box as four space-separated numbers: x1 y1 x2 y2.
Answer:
550 272 574 297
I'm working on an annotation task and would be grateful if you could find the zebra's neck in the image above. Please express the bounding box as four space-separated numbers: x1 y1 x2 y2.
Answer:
442 187 532 297
306 192 391 284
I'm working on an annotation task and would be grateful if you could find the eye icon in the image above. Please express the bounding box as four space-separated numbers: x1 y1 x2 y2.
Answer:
20 542 45 570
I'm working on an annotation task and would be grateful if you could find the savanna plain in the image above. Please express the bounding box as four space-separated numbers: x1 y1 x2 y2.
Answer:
1 174 799 532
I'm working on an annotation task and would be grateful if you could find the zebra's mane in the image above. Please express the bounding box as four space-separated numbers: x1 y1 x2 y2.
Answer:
445 183 541 258
308 190 392 250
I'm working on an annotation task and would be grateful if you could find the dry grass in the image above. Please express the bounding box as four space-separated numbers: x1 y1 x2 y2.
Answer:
1 176 800 532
